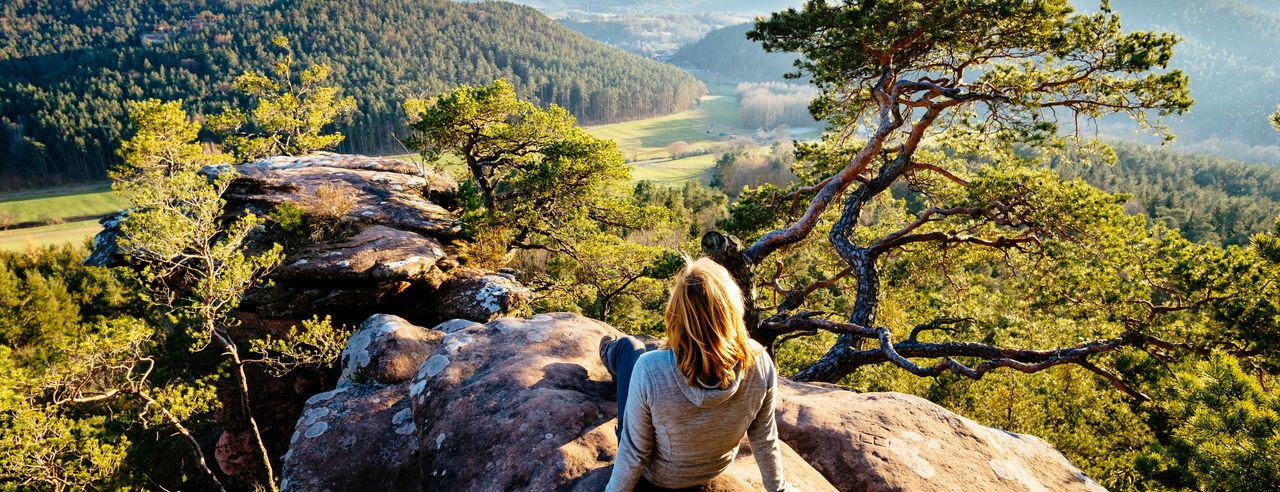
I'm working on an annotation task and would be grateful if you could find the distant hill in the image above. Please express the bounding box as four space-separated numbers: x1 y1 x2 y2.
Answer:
557 12 740 57
1070 0 1280 162
669 23 799 82
0 0 705 189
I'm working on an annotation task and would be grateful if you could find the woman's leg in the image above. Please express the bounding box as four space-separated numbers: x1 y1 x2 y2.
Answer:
604 336 646 439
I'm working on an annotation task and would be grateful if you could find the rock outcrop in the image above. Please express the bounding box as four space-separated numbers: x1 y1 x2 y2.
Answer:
85 153 532 327
84 153 533 485
281 312 1107 492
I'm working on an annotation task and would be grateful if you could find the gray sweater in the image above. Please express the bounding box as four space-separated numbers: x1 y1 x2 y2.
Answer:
605 341 790 492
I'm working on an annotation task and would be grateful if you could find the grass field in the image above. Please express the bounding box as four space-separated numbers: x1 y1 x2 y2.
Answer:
0 219 100 252
0 183 124 225
0 184 122 251
630 154 718 184
586 95 746 162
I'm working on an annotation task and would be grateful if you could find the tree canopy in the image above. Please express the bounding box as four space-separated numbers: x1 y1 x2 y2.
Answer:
406 80 689 327
706 0 1265 388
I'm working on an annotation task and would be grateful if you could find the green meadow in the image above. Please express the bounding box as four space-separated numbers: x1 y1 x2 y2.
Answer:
0 219 101 252
585 94 745 161
629 154 718 184
0 184 124 225
0 184 123 251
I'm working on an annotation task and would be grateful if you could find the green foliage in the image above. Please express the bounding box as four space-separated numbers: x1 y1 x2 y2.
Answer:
0 0 704 189
270 201 307 239
1272 103 1280 135
409 80 698 328
1256 217 1280 265
750 0 1191 140
4 37 360 492
532 233 678 331
1052 142 1280 246
208 36 356 162
0 244 135 366
709 141 797 199
632 180 729 240
114 100 218 181
249 315 353 377
407 79 643 247
114 98 284 489
1137 353 1280 491
0 404 128 492
729 2 1280 489
0 245 218 491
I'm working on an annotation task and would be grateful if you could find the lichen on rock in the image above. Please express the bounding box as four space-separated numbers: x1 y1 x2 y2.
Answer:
281 312 1106 491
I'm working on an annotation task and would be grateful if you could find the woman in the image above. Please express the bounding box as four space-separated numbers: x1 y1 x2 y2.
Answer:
600 257 792 492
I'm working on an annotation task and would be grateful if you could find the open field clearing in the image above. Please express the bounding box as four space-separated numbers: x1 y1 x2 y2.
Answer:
0 219 100 252
0 184 124 225
629 154 717 184
586 94 746 161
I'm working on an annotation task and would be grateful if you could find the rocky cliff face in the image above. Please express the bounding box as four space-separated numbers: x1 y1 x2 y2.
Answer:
85 153 532 485
88 153 531 327
282 312 1108 492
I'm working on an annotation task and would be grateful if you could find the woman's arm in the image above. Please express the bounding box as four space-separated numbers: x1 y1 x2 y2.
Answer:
605 360 655 492
747 354 790 492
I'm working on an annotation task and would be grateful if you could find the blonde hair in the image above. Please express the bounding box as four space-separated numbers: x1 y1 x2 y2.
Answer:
664 257 757 389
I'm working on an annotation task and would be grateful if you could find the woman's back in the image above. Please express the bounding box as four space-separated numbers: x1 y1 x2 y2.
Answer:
606 340 783 491
604 257 789 492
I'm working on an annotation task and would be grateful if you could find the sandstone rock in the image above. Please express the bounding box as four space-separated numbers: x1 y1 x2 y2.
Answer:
775 381 1107 492
428 269 533 323
280 384 419 492
215 429 262 486
86 154 542 328
721 437 838 492
285 312 1104 491
275 225 448 282
338 314 443 387
404 313 624 490
84 211 126 267
284 312 839 491
431 318 484 334
216 153 462 237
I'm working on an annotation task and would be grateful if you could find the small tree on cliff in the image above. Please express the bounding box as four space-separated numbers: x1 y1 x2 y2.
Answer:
115 99 284 490
208 35 356 162
405 80 682 326
696 0 1280 397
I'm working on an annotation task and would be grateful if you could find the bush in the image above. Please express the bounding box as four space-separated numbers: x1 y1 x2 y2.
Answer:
301 183 356 241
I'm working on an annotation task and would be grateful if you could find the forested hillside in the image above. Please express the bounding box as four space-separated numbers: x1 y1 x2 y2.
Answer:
1054 142 1280 246
0 0 704 189
669 23 798 81
1071 0 1280 162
